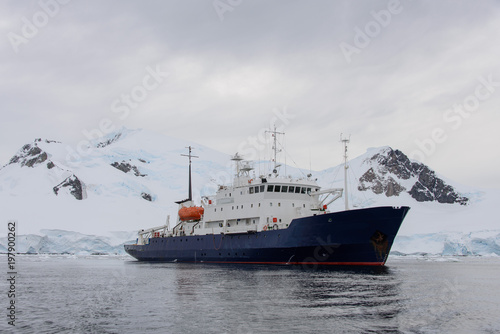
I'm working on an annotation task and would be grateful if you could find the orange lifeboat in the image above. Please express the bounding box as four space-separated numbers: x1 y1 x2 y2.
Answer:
178 206 204 221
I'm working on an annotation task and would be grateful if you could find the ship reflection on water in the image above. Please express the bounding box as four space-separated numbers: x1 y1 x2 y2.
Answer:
168 263 403 333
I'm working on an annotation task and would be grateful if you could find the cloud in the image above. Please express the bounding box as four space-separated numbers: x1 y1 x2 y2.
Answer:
0 0 499 188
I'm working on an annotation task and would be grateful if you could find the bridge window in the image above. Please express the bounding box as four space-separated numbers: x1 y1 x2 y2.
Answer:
274 185 281 192
307 188 312 194
249 187 254 194
301 187 306 194
288 186 294 193
260 185 265 192
295 187 301 194
281 186 288 192
267 185 274 192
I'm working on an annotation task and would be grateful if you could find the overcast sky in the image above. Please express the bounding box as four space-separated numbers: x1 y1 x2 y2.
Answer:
1 0 499 188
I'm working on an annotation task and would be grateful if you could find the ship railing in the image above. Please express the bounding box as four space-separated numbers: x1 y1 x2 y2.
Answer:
172 219 204 236
172 221 185 236
224 225 258 235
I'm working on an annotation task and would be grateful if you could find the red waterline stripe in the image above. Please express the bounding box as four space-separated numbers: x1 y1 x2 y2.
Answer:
189 261 386 266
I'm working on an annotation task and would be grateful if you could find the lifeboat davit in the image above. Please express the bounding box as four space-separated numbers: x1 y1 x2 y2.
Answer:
178 206 204 221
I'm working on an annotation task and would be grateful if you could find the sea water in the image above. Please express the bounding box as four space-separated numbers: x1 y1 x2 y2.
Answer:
1 255 499 333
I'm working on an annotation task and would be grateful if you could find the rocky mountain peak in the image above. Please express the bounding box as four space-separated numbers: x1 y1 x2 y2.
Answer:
359 147 468 205
7 140 55 168
369 148 414 180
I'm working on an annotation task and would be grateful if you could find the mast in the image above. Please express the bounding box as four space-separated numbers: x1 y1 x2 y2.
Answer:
340 134 350 211
266 126 284 174
181 146 199 202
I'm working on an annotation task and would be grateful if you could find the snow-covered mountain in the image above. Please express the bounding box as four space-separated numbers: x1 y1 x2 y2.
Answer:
0 128 231 235
0 127 498 255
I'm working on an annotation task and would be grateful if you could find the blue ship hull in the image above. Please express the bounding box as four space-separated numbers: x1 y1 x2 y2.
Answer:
124 206 410 266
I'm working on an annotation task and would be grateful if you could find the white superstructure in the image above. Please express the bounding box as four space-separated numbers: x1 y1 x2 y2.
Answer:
137 156 343 245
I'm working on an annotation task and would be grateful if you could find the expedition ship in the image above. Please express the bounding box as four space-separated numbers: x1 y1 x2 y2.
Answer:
124 133 409 266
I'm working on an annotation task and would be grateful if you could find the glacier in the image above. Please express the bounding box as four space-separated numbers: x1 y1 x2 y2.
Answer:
0 229 137 255
1 229 499 256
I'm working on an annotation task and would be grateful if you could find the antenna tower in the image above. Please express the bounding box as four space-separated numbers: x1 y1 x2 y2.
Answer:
340 134 350 211
181 146 199 202
266 126 285 175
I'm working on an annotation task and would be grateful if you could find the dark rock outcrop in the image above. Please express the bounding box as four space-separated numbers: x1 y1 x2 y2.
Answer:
358 167 406 197
409 166 468 204
53 175 84 200
96 133 122 148
369 149 413 179
141 192 152 201
111 161 147 177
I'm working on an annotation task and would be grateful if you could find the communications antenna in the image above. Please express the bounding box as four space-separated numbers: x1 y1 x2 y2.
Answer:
340 134 350 211
266 126 285 175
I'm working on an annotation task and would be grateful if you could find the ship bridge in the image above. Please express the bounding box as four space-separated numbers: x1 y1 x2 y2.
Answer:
191 152 343 236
